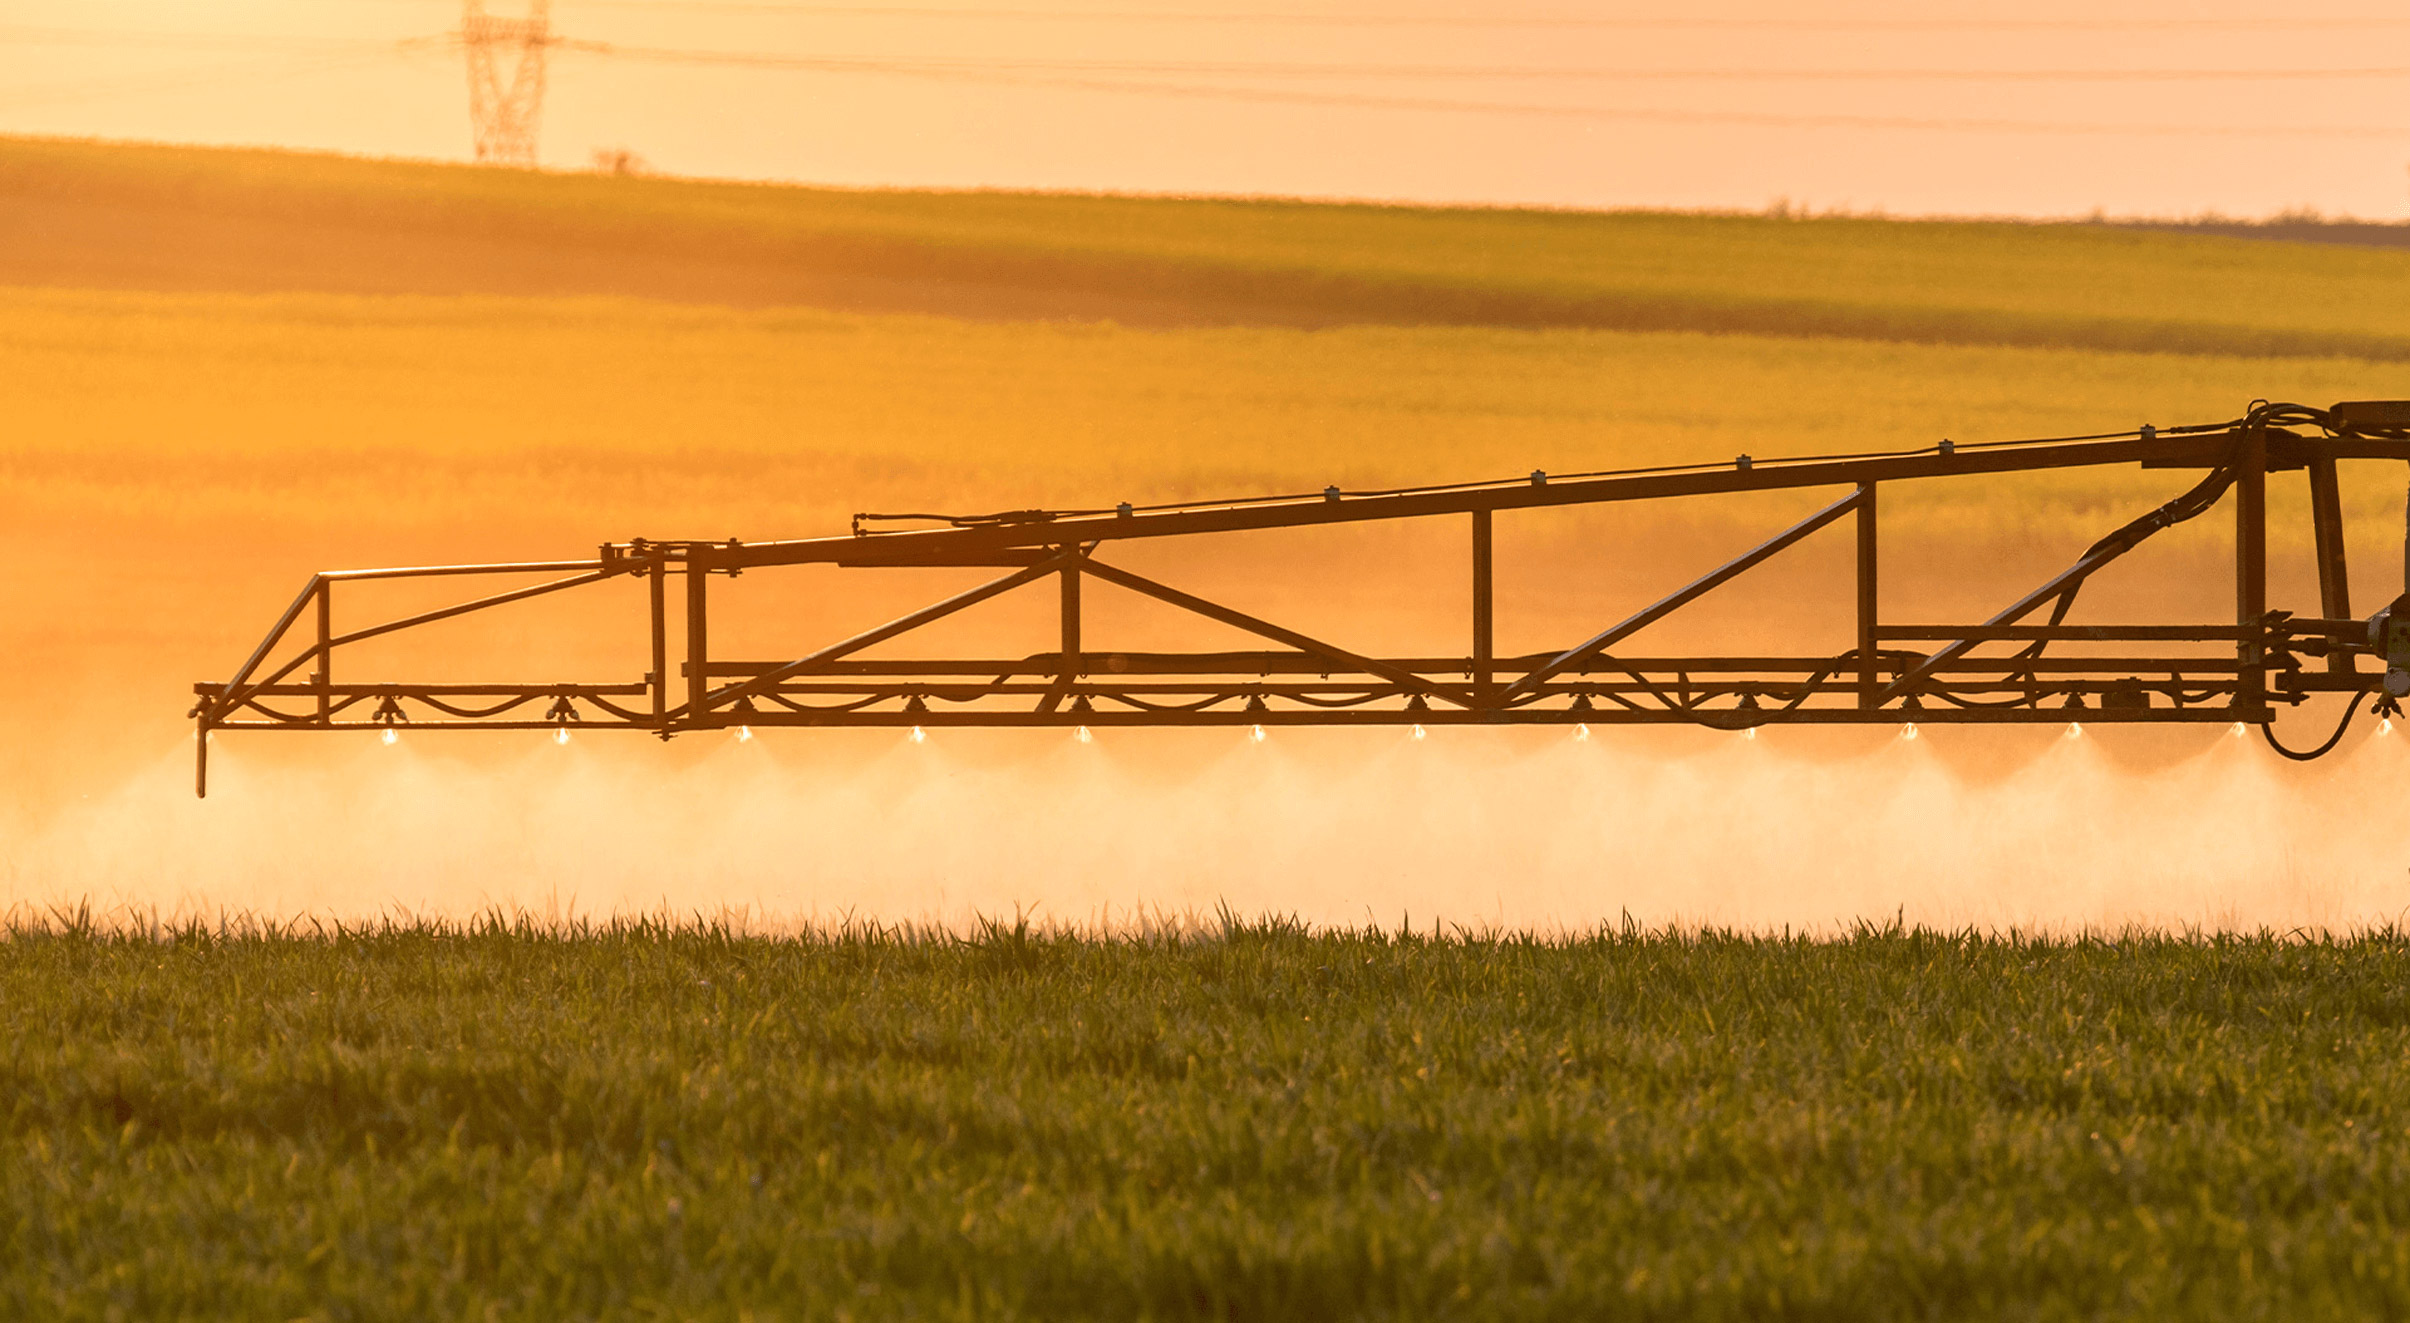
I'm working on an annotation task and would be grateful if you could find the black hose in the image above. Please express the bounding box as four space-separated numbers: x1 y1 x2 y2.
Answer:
2260 693 2367 762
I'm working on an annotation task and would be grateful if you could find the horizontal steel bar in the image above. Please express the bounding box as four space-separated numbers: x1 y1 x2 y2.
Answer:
199 664 2263 709
1875 625 2252 641
211 706 2265 731
196 683 650 697
212 722 621 732
2279 618 2372 636
322 560 605 582
204 654 2265 703
702 656 2252 679
831 550 1063 569
256 431 2410 585
725 674 2249 699
702 651 1560 677
283 683 2254 708
711 433 2266 567
2282 674 2385 693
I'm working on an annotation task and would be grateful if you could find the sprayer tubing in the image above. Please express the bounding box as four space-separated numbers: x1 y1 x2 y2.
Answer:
1878 461 2242 705
712 431 2346 569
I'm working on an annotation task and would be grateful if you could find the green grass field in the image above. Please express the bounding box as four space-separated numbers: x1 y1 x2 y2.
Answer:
8 920 2409 1320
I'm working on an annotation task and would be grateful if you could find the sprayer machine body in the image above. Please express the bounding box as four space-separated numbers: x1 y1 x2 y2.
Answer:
189 401 2410 795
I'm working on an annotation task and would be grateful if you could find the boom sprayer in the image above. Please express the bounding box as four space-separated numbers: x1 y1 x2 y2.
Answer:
191 400 2410 794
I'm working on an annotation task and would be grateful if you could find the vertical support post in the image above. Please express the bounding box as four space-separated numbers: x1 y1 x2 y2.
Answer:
2237 425 2268 717
2306 453 2353 675
686 545 710 726
1856 482 1877 708
648 552 668 729
1060 555 1083 697
314 579 332 725
1471 509 1494 701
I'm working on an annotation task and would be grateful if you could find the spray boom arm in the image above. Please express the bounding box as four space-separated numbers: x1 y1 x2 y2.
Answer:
190 401 2410 794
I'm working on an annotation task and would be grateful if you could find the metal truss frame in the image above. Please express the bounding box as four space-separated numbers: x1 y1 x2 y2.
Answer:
191 403 2410 795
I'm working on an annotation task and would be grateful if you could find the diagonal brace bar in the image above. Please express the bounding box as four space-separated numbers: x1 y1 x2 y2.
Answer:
1879 546 2149 706
1077 559 1478 708
701 552 1078 717
1502 488 1864 703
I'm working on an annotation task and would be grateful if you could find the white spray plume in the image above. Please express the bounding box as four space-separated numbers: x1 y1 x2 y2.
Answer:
6 720 2407 934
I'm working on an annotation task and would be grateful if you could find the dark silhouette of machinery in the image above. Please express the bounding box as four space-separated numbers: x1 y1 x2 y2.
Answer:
191 401 2410 795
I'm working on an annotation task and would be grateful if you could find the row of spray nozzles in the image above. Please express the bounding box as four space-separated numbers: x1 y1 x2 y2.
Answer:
342 717 2396 748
